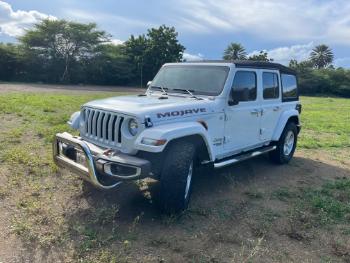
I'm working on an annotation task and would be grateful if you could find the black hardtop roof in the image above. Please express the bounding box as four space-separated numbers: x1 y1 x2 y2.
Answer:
182 60 296 75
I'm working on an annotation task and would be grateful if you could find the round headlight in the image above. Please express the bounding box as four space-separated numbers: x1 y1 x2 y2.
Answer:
68 111 81 129
128 118 139 136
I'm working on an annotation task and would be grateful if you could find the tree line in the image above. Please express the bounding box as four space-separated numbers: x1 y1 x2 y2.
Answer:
0 19 349 97
223 42 350 97
0 19 184 86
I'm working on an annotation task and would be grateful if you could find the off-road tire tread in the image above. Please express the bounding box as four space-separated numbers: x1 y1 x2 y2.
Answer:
159 140 195 214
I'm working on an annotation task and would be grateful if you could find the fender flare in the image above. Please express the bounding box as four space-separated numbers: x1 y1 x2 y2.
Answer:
134 122 214 161
271 109 300 141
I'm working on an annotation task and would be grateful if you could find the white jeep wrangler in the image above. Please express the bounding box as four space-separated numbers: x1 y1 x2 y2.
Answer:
53 61 301 213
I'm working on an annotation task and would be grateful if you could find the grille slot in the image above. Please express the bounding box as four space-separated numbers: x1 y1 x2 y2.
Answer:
81 108 124 146
118 117 124 143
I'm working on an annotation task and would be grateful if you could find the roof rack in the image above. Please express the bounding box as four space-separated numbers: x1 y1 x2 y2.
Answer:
182 60 296 75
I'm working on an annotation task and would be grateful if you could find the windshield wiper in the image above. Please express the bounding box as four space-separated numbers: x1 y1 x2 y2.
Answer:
171 88 203 100
150 85 168 95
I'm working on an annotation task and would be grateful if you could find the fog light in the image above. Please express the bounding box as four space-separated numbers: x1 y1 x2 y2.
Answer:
104 163 137 177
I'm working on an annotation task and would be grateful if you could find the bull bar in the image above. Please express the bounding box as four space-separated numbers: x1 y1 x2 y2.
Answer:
53 132 151 189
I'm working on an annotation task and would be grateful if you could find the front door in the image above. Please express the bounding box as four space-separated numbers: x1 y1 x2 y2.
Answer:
224 70 261 153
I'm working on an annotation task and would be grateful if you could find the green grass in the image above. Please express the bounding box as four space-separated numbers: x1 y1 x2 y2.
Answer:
0 92 129 143
275 178 350 228
270 178 350 245
304 178 350 224
272 187 293 201
299 96 350 149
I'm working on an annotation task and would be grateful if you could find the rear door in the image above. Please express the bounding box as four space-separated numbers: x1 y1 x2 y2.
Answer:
259 70 282 141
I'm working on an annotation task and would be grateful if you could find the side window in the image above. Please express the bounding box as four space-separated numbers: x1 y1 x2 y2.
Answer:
281 74 298 101
263 72 279 99
231 71 257 103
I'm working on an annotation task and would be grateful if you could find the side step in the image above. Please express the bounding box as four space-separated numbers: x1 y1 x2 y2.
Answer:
214 145 276 169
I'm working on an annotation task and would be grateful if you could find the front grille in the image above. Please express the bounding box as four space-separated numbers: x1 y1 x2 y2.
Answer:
81 107 124 146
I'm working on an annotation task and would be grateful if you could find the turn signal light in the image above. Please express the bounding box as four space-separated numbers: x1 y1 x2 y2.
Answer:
141 138 167 146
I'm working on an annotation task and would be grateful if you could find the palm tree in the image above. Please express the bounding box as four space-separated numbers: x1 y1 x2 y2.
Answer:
310 45 334 69
223 43 247 60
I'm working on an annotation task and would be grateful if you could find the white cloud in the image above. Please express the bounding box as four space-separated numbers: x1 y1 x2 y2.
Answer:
249 42 314 65
110 39 124 45
183 52 204 61
63 9 155 29
0 1 56 37
174 0 350 45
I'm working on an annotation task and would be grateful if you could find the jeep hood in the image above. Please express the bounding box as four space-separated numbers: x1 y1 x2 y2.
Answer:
83 94 216 122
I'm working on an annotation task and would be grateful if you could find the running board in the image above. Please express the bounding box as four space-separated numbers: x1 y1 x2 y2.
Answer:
214 145 276 169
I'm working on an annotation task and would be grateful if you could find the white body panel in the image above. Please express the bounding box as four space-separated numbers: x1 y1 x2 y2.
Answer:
259 69 283 141
224 100 261 153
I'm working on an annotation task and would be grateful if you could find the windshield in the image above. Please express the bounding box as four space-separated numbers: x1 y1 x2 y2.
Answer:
150 65 230 96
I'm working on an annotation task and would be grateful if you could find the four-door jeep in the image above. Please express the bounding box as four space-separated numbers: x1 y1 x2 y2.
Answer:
53 61 301 213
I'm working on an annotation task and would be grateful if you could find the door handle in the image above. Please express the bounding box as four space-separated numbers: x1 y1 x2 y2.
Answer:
250 109 260 115
273 106 280 111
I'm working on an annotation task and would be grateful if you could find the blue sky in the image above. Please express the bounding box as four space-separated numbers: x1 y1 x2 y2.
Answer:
1 0 350 67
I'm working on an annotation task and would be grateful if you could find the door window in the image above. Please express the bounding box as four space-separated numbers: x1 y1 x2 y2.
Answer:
263 72 279 99
281 74 298 101
231 71 257 103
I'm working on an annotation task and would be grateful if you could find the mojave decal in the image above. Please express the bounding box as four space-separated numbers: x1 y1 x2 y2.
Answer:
157 108 207 118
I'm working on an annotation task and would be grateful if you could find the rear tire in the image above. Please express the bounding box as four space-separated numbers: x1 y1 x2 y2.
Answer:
158 140 196 214
269 122 298 164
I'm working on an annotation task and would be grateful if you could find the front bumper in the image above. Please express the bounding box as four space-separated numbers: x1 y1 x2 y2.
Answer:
53 132 151 189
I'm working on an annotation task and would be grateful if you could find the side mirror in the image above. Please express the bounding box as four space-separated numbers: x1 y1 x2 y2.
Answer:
146 81 152 87
228 89 239 106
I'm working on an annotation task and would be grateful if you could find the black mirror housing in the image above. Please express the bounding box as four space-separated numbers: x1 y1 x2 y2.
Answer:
228 89 239 106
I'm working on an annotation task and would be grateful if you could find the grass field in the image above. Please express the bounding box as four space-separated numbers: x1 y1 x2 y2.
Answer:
299 96 350 149
0 90 349 262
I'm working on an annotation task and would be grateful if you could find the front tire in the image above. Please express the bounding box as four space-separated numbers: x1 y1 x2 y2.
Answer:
269 122 298 164
158 140 196 214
